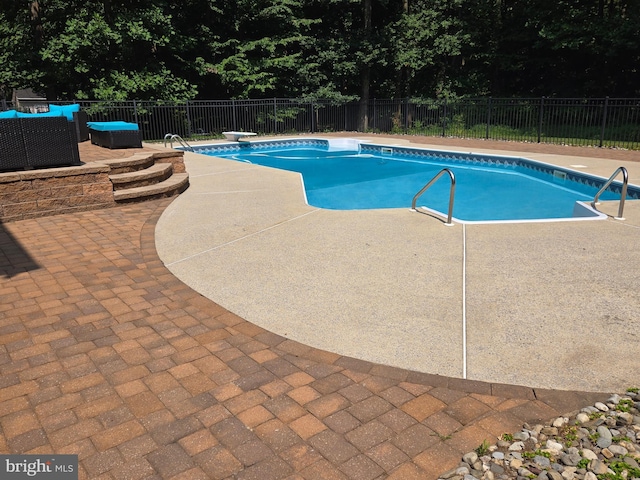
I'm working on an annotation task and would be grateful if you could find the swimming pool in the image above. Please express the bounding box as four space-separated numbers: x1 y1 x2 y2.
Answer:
193 138 638 223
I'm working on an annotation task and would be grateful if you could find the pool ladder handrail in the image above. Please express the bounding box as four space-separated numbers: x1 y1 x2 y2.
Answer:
592 166 628 220
164 133 194 152
411 168 456 226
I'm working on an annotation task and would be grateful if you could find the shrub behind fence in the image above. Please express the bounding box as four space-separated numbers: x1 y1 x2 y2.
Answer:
4 97 639 149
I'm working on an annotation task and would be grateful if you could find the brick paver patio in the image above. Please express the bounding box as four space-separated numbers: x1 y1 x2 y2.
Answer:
0 139 621 480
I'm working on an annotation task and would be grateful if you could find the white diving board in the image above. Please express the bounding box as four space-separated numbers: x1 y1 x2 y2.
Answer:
222 131 257 142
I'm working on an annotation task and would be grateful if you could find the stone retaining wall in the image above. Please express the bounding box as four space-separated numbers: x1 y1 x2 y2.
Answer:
0 164 116 222
151 151 186 173
0 150 186 222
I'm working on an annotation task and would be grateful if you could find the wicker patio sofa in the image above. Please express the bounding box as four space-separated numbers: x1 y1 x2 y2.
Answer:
0 115 81 171
88 121 142 149
47 104 89 142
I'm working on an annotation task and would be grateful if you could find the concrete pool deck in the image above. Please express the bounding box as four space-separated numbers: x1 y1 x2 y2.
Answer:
156 135 640 393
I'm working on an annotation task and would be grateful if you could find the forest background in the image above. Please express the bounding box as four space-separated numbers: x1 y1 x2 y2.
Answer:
1 0 638 104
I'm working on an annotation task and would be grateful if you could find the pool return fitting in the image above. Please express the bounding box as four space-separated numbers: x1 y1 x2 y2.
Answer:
411 168 456 226
592 166 628 220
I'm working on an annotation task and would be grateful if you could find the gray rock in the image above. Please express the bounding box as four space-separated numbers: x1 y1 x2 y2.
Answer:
547 470 564 480
513 432 530 441
440 469 460 479
509 442 525 452
597 425 613 439
463 452 479 466
589 459 609 475
596 425 613 448
456 466 470 476
584 472 598 480
546 439 565 452
617 412 634 425
624 457 640 469
561 453 582 466
518 468 535 477
576 413 590 424
608 394 622 404
553 417 568 428
607 444 628 456
534 456 551 468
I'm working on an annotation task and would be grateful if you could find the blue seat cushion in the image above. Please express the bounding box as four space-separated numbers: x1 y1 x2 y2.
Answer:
0 109 18 119
87 121 139 132
16 111 65 118
48 103 80 121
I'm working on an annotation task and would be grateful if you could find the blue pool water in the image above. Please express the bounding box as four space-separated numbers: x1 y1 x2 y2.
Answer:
196 140 635 222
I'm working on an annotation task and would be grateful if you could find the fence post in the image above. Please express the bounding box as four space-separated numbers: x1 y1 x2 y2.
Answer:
232 99 237 131
310 101 315 133
133 100 139 125
485 97 492 139
371 99 376 132
537 96 545 143
273 98 277 134
404 98 409 132
185 100 192 137
344 104 347 131
442 98 447 137
599 97 609 148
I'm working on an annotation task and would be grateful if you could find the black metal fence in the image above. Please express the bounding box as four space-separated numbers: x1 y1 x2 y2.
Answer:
3 97 639 149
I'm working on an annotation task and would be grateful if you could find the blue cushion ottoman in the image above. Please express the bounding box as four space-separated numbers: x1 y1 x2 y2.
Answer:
87 121 142 149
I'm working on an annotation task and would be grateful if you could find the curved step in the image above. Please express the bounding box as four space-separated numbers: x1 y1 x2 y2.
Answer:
100 154 155 174
109 162 173 190
113 173 189 202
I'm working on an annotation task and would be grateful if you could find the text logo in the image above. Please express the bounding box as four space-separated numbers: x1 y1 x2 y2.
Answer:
1 455 78 479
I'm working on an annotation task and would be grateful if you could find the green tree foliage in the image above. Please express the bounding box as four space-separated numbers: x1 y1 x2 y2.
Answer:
384 0 470 98
459 0 640 97
0 0 638 101
212 0 321 98
1 1 198 100
531 0 640 96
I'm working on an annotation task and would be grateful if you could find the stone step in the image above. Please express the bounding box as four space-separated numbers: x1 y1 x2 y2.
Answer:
113 173 189 203
100 154 155 174
109 162 173 191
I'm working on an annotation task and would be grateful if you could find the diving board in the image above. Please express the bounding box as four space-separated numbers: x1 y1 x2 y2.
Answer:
222 131 257 142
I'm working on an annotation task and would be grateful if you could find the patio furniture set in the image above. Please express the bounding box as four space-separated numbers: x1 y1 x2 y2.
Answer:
0 104 142 172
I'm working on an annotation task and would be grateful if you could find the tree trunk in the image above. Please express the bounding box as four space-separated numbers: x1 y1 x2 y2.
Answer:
30 2 42 46
358 0 372 131
359 67 370 131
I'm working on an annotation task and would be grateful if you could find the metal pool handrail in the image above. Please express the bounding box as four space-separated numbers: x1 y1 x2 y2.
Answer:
411 168 456 226
592 166 628 220
164 133 194 152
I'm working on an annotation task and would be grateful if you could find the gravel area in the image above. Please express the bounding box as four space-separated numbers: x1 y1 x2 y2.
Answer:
440 389 640 480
